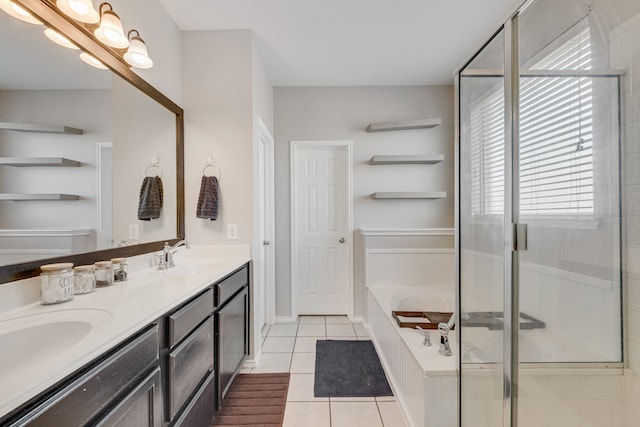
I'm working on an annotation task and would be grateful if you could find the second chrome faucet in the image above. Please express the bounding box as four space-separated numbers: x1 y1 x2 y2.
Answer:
157 240 191 271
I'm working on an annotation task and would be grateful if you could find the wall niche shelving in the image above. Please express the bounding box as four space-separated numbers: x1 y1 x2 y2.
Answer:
366 117 446 200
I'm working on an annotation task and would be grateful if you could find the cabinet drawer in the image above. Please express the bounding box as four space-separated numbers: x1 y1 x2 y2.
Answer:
168 288 214 348
215 265 248 306
10 326 159 427
168 316 214 420
171 371 216 427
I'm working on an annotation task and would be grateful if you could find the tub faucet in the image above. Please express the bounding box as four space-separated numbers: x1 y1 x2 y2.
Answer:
415 326 431 346
438 314 455 357
157 240 191 270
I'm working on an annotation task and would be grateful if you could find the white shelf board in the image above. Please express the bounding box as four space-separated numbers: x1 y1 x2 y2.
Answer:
0 122 83 135
366 118 441 132
369 155 444 165
0 193 80 201
371 192 447 199
0 157 81 167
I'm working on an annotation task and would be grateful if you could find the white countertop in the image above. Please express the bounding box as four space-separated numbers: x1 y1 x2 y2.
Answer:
0 249 250 419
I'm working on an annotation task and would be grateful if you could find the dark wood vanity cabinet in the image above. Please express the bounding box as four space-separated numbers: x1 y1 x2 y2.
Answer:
1 262 251 427
164 288 215 426
5 326 162 427
214 265 250 407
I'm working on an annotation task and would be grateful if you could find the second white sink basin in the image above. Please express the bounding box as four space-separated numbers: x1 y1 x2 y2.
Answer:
167 259 228 277
0 309 113 375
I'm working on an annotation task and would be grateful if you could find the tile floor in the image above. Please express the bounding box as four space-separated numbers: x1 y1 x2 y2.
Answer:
241 315 408 427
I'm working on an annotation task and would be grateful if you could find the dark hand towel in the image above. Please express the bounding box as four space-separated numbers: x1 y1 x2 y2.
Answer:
137 176 163 220
196 175 219 220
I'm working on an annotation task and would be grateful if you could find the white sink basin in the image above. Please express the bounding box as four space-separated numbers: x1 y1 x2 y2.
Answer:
167 259 225 276
0 309 113 373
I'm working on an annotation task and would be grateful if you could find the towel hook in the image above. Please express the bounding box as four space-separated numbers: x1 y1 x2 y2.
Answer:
144 153 162 177
202 152 221 179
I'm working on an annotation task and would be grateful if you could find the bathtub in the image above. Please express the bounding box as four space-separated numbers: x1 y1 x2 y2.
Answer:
367 286 457 427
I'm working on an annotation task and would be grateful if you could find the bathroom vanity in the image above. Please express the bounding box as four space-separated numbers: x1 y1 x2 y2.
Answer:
0 254 250 427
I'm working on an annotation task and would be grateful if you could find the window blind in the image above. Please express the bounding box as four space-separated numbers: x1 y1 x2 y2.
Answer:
471 28 593 216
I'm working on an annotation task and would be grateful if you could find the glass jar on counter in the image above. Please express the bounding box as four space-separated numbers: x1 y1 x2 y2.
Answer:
94 261 114 287
40 263 74 305
73 265 96 294
110 257 128 282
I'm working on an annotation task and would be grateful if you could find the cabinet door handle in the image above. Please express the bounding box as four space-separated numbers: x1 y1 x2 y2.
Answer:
339 237 345 243
263 240 271 246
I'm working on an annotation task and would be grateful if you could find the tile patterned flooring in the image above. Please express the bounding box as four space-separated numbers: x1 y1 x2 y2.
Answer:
241 316 407 427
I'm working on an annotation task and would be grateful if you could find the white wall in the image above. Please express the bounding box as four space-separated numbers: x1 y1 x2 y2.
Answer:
182 30 255 245
110 0 182 105
274 86 455 318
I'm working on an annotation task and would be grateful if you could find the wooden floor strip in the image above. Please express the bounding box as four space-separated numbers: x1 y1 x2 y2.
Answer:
211 373 290 426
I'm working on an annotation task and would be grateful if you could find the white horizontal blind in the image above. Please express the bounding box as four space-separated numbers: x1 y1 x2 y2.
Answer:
471 28 593 216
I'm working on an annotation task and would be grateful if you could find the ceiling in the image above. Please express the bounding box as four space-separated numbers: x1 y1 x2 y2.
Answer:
159 0 523 86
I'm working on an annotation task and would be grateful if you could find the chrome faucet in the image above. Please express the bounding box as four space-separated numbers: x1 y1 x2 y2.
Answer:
416 326 431 346
438 314 455 356
157 240 191 270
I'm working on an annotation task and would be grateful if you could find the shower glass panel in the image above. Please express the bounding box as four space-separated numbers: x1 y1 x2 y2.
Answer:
516 0 623 424
458 0 630 425
459 29 507 427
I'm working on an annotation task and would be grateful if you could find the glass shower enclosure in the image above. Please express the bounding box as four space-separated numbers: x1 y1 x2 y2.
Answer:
457 0 632 425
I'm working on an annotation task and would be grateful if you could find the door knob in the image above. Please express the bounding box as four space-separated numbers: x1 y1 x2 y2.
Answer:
263 240 271 246
339 237 345 243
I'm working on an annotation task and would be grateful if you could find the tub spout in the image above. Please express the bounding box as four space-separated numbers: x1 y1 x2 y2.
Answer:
438 314 455 356
415 326 431 346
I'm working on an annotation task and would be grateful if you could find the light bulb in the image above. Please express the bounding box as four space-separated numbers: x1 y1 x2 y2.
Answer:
69 0 88 15
56 0 99 24
80 52 107 69
0 0 42 24
44 28 79 49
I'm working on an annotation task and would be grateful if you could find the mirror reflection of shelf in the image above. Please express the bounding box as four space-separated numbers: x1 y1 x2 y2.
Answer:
0 193 80 201
369 155 444 165
366 118 441 132
371 192 447 199
0 157 81 167
0 122 83 135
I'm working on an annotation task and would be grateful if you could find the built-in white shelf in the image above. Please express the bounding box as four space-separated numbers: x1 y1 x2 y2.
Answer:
366 118 441 132
0 122 83 135
369 155 444 165
0 157 81 167
371 192 447 199
0 193 80 201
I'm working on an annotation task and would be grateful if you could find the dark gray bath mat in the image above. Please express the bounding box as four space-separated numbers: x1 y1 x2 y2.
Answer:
314 340 393 397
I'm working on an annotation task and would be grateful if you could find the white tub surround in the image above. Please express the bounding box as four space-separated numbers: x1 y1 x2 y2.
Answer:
0 245 250 419
362 239 456 427
368 287 456 427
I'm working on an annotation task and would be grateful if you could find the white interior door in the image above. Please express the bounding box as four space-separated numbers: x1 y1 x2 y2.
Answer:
291 141 352 316
256 118 275 330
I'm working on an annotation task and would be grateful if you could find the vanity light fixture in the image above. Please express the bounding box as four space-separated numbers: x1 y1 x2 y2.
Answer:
94 2 128 49
44 27 79 49
123 29 153 69
79 51 107 69
0 0 42 25
55 0 98 24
